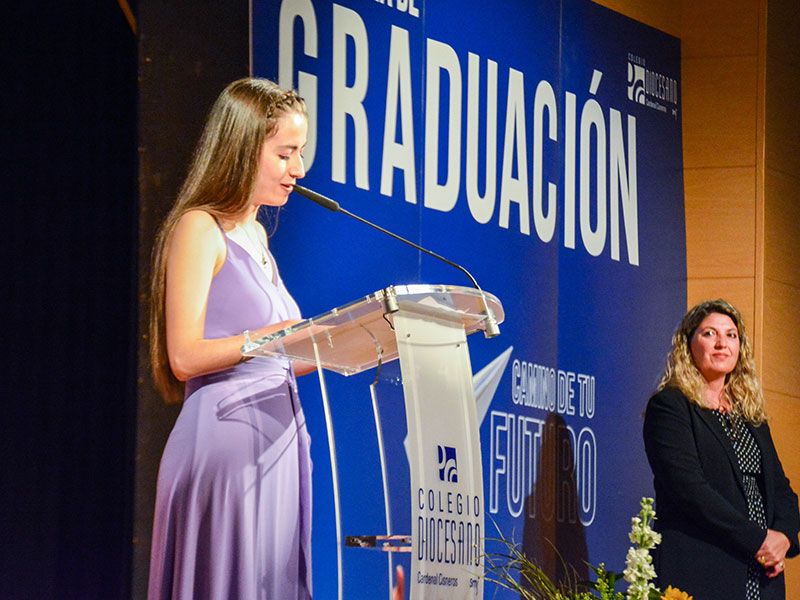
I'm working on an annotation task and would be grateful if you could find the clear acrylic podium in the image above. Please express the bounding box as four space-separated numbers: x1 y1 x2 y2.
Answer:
242 284 504 599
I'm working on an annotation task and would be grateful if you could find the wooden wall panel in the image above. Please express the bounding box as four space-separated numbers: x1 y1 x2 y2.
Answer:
682 56 758 169
761 279 800 397
788 546 800 600
765 58 800 177
681 0 759 58
684 166 756 278
687 277 756 328
764 169 800 287
591 0 680 36
765 390 800 477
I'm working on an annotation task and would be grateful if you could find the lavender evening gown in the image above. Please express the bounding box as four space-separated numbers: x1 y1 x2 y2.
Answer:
148 222 312 600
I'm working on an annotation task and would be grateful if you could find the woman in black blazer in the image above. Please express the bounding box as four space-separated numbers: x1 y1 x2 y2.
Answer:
644 300 799 600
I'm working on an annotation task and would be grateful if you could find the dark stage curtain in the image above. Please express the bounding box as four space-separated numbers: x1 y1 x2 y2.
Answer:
3 3 138 598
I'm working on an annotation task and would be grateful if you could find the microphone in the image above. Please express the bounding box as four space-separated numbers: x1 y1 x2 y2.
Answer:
292 185 340 211
292 184 500 338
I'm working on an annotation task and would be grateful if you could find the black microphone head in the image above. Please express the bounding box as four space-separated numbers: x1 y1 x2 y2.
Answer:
293 184 340 212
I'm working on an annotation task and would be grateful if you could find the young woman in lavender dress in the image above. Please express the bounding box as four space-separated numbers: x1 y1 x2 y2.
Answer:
147 78 314 600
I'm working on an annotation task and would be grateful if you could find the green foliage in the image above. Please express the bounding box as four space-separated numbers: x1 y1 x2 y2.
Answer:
483 531 622 600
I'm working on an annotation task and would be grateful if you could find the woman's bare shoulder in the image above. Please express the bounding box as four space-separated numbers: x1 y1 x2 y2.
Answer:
169 210 226 262
172 210 224 242
175 209 219 231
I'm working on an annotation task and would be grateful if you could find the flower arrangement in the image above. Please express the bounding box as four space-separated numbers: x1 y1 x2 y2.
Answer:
484 497 692 600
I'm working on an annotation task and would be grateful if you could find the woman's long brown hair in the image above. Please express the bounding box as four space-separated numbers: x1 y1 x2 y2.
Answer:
149 78 305 403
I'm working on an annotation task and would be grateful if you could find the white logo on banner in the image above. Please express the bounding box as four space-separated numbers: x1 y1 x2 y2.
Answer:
626 53 679 119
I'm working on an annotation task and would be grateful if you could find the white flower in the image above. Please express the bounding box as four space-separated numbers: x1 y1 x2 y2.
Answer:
629 525 661 548
628 511 662 549
624 548 656 582
623 498 662 600
626 580 657 600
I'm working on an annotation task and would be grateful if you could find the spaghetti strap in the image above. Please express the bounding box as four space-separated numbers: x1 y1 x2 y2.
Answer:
211 214 227 235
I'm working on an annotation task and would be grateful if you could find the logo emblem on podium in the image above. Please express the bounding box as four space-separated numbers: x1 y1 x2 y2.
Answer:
438 445 458 483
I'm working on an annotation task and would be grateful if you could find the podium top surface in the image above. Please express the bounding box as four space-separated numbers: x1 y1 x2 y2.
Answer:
241 284 504 375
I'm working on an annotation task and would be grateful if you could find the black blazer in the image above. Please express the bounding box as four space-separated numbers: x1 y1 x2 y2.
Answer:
643 387 800 600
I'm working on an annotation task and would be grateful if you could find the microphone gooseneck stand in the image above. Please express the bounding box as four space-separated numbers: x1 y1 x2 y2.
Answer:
292 184 500 338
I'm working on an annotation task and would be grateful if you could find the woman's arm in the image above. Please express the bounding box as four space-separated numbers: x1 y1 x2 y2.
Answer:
164 210 301 381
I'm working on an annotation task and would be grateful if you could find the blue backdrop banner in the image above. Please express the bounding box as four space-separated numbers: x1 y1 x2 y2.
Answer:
252 0 685 597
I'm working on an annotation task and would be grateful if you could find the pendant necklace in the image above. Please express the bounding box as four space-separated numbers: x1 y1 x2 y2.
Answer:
237 222 273 281
241 224 268 266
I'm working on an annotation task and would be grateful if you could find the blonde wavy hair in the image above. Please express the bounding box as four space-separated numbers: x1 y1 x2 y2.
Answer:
657 299 766 424
149 78 306 404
